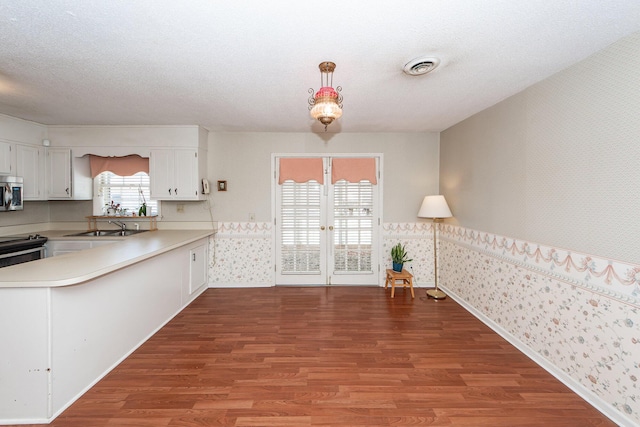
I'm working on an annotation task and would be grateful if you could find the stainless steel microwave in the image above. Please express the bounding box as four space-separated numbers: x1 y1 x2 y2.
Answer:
1 176 23 211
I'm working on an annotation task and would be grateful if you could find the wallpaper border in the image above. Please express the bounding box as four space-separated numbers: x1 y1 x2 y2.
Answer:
440 224 640 307
215 221 272 237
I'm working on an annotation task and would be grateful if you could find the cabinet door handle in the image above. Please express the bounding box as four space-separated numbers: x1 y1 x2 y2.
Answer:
65 187 69 195
174 188 178 195
192 253 196 261
168 188 172 195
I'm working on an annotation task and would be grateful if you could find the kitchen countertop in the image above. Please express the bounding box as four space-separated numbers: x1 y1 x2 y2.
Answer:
0 229 214 288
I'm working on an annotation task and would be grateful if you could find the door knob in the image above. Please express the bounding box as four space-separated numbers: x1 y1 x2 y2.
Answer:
320 226 325 230
329 226 334 230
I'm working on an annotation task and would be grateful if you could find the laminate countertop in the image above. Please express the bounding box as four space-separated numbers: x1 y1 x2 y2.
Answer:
0 229 214 288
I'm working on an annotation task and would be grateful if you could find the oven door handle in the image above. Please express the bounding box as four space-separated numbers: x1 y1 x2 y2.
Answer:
0 246 44 260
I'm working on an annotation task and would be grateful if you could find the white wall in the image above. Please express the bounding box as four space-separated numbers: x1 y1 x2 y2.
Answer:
441 31 640 264
3 124 439 231
209 132 440 223
8 125 440 228
439 31 640 426
207 131 440 288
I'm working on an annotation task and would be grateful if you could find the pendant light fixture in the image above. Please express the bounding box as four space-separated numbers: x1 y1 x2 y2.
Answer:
308 61 343 131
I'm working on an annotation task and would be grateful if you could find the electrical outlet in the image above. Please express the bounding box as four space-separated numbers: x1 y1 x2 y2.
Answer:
177 204 184 213
249 213 256 222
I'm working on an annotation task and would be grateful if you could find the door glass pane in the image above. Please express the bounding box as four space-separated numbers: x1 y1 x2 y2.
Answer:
333 180 373 273
280 181 321 274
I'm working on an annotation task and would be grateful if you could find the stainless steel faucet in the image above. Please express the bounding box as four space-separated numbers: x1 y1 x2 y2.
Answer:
108 220 127 231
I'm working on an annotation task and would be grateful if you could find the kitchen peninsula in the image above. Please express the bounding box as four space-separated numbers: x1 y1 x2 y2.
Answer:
0 229 213 425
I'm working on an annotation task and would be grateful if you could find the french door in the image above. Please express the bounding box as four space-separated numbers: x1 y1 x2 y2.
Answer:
274 156 380 285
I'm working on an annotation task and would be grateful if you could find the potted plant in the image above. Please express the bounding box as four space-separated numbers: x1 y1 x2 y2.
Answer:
391 243 412 272
105 200 120 216
138 185 147 216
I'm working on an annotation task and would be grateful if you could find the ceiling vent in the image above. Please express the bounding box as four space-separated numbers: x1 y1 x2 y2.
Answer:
403 57 440 76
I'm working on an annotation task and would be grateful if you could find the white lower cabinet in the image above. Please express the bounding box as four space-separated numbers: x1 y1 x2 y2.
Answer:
179 238 209 306
0 233 212 423
189 243 207 294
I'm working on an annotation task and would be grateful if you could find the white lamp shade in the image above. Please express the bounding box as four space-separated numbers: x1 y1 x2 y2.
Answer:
417 195 452 219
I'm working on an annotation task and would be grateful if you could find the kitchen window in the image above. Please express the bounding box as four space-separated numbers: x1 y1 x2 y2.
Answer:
94 171 157 216
88 154 158 216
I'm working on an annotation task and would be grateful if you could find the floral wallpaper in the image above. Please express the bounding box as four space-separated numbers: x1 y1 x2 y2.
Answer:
439 224 640 426
381 222 435 285
209 222 440 288
208 222 273 286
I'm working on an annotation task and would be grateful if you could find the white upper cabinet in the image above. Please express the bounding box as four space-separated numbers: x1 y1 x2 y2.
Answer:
0 115 48 177
16 144 45 200
46 148 92 200
47 148 72 198
174 149 199 199
150 149 205 200
149 149 172 199
0 141 13 174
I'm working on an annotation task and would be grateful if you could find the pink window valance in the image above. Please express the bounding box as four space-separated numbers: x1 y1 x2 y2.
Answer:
331 158 377 184
278 158 324 184
89 155 149 178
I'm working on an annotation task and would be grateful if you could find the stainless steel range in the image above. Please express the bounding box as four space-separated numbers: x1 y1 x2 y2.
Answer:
0 234 48 268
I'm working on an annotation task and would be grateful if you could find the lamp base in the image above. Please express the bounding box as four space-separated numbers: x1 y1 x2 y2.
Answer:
426 288 447 300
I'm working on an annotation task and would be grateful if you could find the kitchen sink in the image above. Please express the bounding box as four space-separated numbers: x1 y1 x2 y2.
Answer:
64 230 149 237
65 230 113 237
109 230 149 236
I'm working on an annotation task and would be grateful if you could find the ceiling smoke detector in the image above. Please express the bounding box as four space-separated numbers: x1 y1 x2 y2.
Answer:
403 57 440 76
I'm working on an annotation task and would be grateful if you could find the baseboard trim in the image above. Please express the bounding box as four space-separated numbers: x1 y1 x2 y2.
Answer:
208 283 272 288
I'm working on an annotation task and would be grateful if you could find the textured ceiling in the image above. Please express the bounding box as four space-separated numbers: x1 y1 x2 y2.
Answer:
1 1 640 133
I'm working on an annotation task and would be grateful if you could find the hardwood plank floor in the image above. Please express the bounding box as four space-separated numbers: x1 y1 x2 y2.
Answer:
16 287 615 426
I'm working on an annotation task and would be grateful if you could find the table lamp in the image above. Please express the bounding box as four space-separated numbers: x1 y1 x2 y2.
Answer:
417 195 452 299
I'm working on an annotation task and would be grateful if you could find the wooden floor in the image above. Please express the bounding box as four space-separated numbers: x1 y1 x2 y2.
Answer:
21 287 615 426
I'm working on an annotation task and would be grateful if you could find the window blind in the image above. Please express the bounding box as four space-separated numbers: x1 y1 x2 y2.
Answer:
279 181 321 273
332 180 373 272
97 171 156 215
